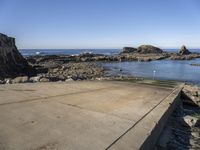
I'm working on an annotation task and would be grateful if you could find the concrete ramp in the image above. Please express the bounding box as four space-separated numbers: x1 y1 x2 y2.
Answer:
0 81 182 150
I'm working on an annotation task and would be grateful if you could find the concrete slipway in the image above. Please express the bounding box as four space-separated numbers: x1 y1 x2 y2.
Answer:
0 80 183 150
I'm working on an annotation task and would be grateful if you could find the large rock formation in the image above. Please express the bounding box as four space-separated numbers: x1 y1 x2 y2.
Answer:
137 45 163 53
0 33 35 79
182 85 200 107
179 45 191 55
122 47 137 53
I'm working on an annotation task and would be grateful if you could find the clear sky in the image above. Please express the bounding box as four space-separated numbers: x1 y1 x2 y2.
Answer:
0 0 200 49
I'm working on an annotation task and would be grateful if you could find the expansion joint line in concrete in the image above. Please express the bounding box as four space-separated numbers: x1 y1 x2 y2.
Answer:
105 86 181 150
0 86 121 106
58 101 134 122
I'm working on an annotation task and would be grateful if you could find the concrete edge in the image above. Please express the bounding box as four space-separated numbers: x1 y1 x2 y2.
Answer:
107 85 184 150
139 85 184 150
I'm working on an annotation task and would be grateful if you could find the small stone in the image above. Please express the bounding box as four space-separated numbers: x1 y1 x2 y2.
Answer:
65 78 73 82
183 115 199 127
96 78 102 81
11 76 29 84
0 80 5 84
29 76 41 83
5 78 12 84
52 68 59 73
191 132 200 138
39 77 49 82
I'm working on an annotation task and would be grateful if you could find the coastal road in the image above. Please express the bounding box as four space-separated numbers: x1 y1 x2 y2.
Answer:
0 81 180 150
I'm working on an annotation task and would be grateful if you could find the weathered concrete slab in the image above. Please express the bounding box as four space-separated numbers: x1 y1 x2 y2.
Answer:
0 81 179 150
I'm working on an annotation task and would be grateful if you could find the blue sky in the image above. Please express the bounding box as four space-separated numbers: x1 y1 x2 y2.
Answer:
0 0 200 49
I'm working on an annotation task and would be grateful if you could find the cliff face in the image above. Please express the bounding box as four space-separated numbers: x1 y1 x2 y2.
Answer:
0 33 35 79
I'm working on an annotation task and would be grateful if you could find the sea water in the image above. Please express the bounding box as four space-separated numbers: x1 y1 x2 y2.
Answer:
19 48 200 56
102 59 200 85
19 49 120 56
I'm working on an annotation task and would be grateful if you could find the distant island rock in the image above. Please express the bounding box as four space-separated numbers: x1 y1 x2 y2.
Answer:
179 45 191 55
137 45 163 53
121 45 163 54
122 47 137 53
0 33 35 79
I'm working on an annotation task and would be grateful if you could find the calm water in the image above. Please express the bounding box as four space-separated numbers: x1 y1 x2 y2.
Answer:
103 59 200 85
20 49 200 85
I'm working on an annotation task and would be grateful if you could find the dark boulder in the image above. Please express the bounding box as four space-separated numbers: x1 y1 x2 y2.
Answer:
179 45 191 55
137 45 163 53
0 33 36 79
122 47 137 53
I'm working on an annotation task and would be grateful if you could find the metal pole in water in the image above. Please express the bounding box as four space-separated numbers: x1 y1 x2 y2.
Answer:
153 70 156 80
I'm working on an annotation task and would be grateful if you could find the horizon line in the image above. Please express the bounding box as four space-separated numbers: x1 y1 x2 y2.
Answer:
19 47 200 50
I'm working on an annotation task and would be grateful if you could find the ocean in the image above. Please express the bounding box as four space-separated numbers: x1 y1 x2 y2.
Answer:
20 48 200 56
19 49 120 56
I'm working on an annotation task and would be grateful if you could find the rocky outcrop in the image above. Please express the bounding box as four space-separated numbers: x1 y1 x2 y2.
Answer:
137 45 163 53
169 53 200 60
121 45 163 54
119 53 168 61
182 85 200 107
0 33 35 79
179 45 191 55
11 76 29 84
190 64 200 67
122 47 137 53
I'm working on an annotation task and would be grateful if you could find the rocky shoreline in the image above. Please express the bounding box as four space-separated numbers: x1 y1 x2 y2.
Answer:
1 62 105 84
1 33 200 84
0 33 107 83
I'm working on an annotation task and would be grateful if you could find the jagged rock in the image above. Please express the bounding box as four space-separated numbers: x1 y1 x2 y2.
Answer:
11 76 29 84
122 47 137 53
182 85 200 107
0 33 35 79
179 45 191 55
137 45 163 53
